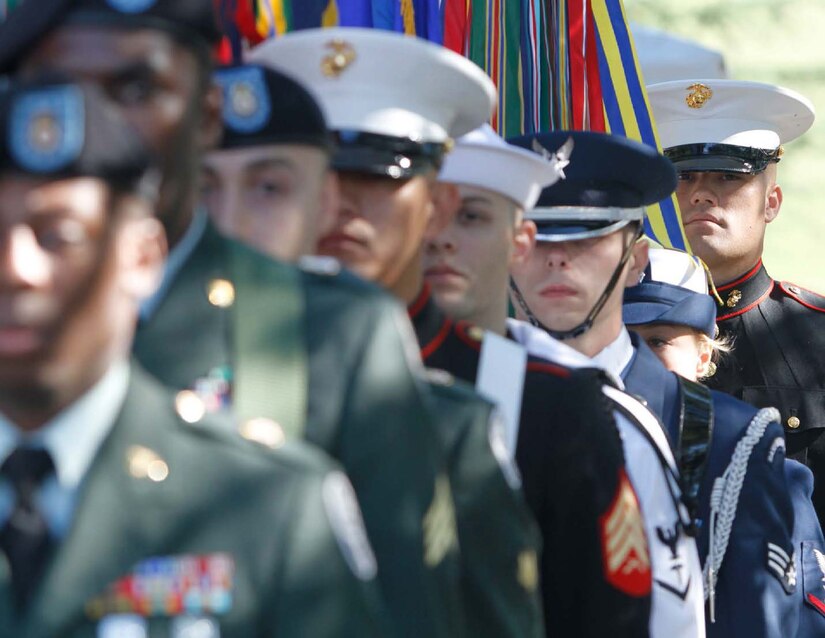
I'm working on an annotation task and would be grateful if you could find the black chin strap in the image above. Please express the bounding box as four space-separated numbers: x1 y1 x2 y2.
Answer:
510 225 643 341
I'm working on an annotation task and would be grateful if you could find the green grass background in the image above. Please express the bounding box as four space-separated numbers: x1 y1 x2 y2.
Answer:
626 0 825 290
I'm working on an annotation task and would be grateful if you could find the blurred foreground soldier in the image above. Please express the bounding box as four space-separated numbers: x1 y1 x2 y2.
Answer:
256 27 655 638
206 59 502 638
0 79 384 638
647 81 825 525
624 246 825 637
0 3 463 635
509 130 796 637
424 125 556 334
201 64 338 262
253 28 543 638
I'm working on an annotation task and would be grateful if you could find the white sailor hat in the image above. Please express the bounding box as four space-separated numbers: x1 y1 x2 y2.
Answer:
648 79 815 173
249 27 496 178
623 247 716 337
437 124 564 210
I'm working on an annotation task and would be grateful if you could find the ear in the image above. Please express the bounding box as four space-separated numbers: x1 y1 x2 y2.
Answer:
696 336 713 379
197 81 224 152
623 233 649 289
765 182 782 224
317 170 340 240
511 218 537 267
425 181 460 240
116 207 167 303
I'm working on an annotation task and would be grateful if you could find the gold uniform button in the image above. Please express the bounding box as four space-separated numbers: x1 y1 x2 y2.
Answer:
127 446 169 482
517 549 539 592
207 278 235 308
176 390 206 424
467 326 485 342
787 416 801 429
240 418 286 449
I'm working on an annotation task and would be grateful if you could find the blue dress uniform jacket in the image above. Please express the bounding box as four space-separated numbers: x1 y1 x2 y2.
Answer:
0 366 386 638
410 286 653 638
707 261 825 527
624 334 797 637
786 459 825 636
133 221 460 638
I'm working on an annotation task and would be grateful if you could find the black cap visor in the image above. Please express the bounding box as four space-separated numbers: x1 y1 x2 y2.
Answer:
666 143 780 174
332 130 445 179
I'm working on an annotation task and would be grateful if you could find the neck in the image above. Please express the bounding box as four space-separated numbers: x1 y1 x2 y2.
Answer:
0 362 110 433
162 190 196 250
563 312 624 359
390 249 427 305
469 290 509 336
709 253 763 288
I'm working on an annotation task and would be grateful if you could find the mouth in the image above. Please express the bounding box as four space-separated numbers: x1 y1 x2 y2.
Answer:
684 213 722 227
538 284 578 299
317 232 369 255
424 263 465 281
0 325 46 357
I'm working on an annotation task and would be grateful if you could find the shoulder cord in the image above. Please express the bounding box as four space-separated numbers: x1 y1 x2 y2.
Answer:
703 407 779 623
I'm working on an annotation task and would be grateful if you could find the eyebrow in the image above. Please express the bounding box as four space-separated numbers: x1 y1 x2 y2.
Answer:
244 157 298 173
461 195 494 207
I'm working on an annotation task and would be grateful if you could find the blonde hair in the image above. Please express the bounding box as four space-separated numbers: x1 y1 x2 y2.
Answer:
696 330 733 381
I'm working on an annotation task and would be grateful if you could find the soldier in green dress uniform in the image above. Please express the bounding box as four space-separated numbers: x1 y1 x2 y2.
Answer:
0 2 463 636
210 55 543 638
0 77 385 638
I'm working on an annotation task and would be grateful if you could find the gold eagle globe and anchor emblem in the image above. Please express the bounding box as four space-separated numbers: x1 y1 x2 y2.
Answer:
685 83 713 109
726 289 742 308
321 40 357 78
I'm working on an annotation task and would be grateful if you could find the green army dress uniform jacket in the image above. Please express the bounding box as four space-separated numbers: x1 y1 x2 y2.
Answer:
424 372 545 638
132 221 461 637
0 366 386 638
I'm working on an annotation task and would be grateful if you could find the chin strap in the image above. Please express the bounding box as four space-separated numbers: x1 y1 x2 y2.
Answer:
510 224 643 341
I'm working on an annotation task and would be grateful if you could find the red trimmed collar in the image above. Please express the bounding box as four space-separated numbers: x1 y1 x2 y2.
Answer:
715 261 773 320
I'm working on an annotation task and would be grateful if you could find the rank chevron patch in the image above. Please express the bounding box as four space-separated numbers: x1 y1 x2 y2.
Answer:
767 541 797 594
600 469 652 597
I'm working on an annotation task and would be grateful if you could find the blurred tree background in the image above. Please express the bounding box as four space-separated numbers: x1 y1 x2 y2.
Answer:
626 0 825 290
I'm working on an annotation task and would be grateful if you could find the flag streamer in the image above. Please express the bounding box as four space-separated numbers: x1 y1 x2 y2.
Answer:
215 0 689 250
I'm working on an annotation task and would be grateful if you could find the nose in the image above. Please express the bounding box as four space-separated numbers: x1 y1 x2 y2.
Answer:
425 225 457 255
336 176 361 222
542 242 570 268
687 175 718 207
0 226 50 289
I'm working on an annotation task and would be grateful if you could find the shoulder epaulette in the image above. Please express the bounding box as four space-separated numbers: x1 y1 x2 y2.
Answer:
778 282 825 313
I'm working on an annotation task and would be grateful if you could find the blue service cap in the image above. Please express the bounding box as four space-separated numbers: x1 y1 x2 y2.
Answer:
623 247 716 337
507 131 676 241
0 77 155 192
0 0 221 74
